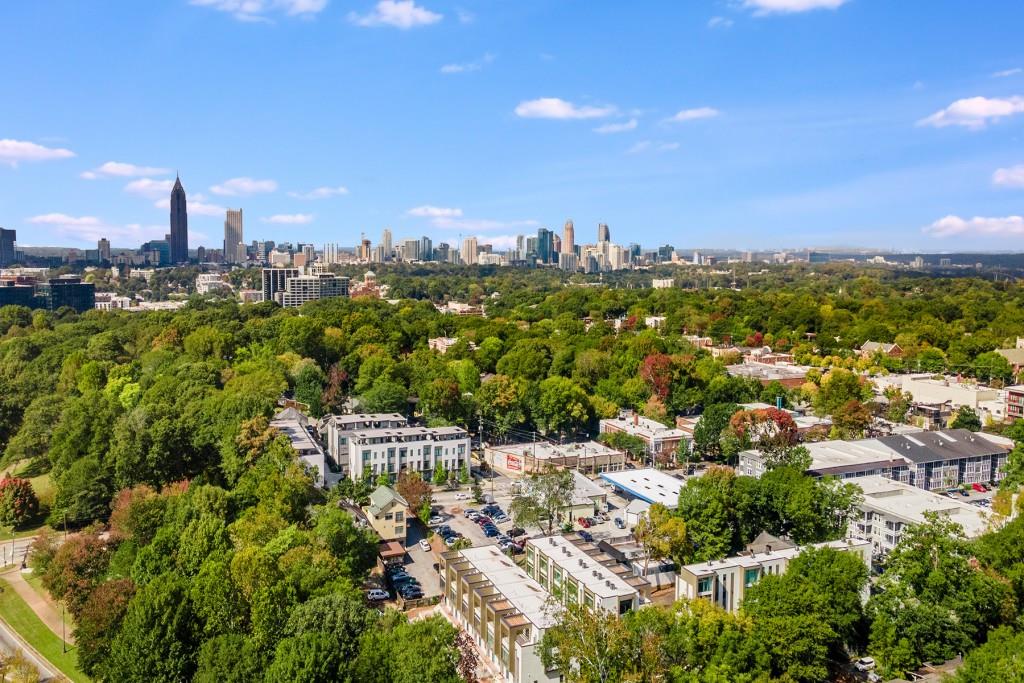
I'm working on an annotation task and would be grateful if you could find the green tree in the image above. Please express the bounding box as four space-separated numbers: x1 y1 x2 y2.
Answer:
359 379 407 414
509 466 574 535
535 376 592 436
692 403 738 461
952 627 1024 682
951 405 982 432
813 368 870 417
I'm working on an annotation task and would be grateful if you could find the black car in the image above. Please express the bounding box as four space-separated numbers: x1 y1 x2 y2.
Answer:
578 530 594 542
399 586 423 599
507 527 526 538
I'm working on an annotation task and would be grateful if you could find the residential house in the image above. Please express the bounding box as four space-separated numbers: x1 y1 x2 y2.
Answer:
599 413 688 463
363 485 409 544
859 341 904 359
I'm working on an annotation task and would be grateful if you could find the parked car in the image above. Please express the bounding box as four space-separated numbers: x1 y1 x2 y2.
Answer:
507 527 526 538
399 586 423 599
428 515 444 525
418 539 432 552
437 525 453 536
578 517 591 528
960 489 970 497
614 517 625 529
455 493 469 500
464 509 478 518
366 588 389 601
444 536 460 547
492 514 510 524
578 530 594 542
476 516 493 525
854 657 876 672
971 483 986 493
483 527 500 537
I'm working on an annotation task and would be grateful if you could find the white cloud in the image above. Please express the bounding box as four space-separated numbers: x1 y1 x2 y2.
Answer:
923 214 1024 238
917 96 1024 129
514 98 616 120
154 196 227 216
190 0 327 22
743 0 848 15
707 16 734 28
993 165 1024 188
0 139 75 166
432 217 538 232
262 213 314 224
407 205 463 218
210 176 278 196
26 213 167 243
288 185 349 199
348 1 442 29
593 118 638 134
664 107 719 123
456 7 474 23
992 68 1022 78
626 140 679 154
124 178 176 199
440 53 495 74
470 234 520 250
81 161 169 179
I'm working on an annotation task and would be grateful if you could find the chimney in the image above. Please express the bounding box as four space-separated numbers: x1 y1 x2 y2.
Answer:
633 413 639 426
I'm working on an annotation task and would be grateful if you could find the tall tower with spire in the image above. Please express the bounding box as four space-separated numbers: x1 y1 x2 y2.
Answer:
169 174 189 263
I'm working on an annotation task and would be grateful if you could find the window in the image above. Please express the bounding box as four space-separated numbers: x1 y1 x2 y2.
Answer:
339 437 347 445
697 577 712 594
362 450 371 462
395 511 404 522
395 525 404 536
385 513 393 520
744 568 759 587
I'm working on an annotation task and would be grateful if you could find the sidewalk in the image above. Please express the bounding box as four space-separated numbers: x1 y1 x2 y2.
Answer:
2 569 73 645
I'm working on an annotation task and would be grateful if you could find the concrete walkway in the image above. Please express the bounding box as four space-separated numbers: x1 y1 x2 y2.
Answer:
2 569 74 645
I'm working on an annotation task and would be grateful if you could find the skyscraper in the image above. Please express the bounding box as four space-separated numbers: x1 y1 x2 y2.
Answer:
537 227 554 264
420 236 433 262
597 223 610 243
224 209 244 264
381 228 393 261
562 219 574 255
461 236 479 265
97 238 111 262
0 228 17 267
169 175 189 263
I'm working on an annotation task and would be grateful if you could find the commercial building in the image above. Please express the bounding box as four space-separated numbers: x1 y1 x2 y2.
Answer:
363 485 409 543
320 413 469 480
280 273 349 307
599 413 688 463
675 533 871 613
561 219 574 257
1008 385 1024 421
485 440 626 476
726 362 809 388
849 476 992 555
599 468 684 509
461 236 478 265
525 535 642 614
440 546 560 683
738 429 1010 491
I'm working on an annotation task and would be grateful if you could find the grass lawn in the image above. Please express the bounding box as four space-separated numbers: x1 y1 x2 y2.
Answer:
0 576 88 682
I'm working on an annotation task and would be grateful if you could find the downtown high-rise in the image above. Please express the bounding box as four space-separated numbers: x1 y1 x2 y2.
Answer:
224 209 244 264
169 175 189 263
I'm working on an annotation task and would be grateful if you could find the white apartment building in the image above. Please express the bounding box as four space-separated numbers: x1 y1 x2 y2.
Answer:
675 535 872 613
94 293 132 310
440 546 560 683
280 273 349 308
850 475 993 555
320 413 469 480
195 273 230 294
524 535 642 615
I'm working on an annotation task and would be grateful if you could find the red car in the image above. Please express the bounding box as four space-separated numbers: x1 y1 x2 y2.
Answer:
971 483 986 493
577 517 591 528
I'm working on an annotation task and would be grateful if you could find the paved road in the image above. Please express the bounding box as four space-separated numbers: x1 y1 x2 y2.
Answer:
0 612 59 681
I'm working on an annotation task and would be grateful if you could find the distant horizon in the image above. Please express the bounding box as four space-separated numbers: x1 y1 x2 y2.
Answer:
2 2 1023 251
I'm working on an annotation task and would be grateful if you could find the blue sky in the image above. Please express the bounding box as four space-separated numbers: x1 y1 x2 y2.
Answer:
1 0 1023 252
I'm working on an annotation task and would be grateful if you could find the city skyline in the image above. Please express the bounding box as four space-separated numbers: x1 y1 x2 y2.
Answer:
2 2 1023 252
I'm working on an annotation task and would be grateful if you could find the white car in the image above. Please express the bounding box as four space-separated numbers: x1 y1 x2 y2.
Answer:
455 493 469 500
366 589 389 601
854 657 876 672
418 539 432 552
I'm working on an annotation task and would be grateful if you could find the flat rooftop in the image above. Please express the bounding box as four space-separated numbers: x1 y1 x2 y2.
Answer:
726 362 809 381
329 413 406 426
601 416 686 441
599 468 683 507
681 538 871 577
349 426 469 439
854 475 992 538
530 535 637 600
489 440 622 461
459 546 556 631
269 417 322 455
800 439 907 474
